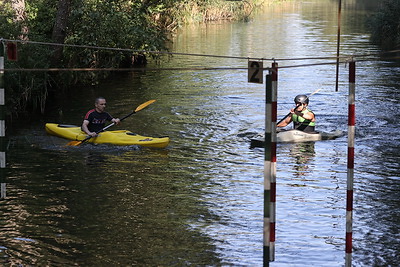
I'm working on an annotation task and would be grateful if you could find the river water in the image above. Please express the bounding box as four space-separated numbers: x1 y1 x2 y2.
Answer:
1 0 399 266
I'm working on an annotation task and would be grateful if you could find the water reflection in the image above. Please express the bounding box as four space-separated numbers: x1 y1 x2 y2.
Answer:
289 142 316 178
83 152 107 167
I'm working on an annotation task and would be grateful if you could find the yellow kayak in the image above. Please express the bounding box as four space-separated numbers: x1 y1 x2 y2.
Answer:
45 123 170 148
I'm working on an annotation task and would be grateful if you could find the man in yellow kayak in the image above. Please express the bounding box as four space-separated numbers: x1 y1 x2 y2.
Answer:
277 94 316 132
82 97 120 137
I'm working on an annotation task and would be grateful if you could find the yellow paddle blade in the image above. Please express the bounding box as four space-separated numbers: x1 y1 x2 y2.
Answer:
135 99 156 112
66 140 83 146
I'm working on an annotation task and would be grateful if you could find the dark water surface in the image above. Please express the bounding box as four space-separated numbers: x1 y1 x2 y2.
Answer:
2 0 399 266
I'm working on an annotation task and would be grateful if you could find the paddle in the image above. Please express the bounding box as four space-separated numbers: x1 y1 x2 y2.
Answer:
276 89 321 126
67 99 156 146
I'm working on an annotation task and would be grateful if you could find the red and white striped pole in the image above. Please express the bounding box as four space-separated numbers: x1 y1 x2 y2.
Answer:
270 62 277 261
264 62 278 265
346 59 356 266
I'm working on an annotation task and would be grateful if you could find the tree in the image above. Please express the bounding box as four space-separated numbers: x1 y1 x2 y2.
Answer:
9 0 29 38
51 0 71 66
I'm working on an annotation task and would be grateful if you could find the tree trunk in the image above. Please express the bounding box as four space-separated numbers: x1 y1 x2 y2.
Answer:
51 0 71 66
10 0 29 39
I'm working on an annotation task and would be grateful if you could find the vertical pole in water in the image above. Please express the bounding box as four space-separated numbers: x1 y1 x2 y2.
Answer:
346 59 356 266
263 72 271 266
335 0 342 91
0 41 6 199
270 62 277 261
264 62 277 265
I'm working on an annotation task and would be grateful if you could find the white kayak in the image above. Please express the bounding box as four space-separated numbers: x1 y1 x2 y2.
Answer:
250 129 343 147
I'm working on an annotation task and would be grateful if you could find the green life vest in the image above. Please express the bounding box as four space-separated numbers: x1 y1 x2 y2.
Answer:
292 108 315 132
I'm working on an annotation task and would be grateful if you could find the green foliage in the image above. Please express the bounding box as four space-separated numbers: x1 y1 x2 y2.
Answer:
1 1 56 115
0 1 21 38
1 0 264 116
25 0 57 41
3 44 53 116
62 0 170 84
1 0 171 115
165 0 255 25
369 0 400 50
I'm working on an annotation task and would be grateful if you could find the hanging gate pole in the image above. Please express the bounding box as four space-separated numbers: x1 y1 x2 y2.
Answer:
345 59 356 266
335 0 342 91
0 42 6 199
263 62 278 265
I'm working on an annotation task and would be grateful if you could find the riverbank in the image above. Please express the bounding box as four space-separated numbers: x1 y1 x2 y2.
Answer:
171 0 291 24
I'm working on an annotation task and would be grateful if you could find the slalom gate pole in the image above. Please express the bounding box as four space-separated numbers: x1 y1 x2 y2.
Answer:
0 42 6 199
263 62 278 265
335 0 342 92
345 59 356 266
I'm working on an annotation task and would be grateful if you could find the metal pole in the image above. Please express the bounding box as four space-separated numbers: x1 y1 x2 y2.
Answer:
263 62 278 265
270 62 277 261
0 41 6 199
335 0 342 91
345 60 356 266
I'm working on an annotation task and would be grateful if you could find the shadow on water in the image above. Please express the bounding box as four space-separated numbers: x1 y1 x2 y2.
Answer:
3 134 224 266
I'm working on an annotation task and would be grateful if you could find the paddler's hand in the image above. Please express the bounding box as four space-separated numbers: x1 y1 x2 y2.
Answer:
112 118 120 125
88 132 98 137
295 103 304 112
294 110 303 117
291 104 304 115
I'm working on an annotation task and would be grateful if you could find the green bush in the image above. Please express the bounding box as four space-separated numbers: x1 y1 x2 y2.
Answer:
0 0 266 116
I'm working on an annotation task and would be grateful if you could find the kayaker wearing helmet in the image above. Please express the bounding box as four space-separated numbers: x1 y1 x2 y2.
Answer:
82 97 120 137
277 94 316 132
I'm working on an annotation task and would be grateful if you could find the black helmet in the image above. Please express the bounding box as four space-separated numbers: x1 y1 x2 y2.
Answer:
294 94 309 104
